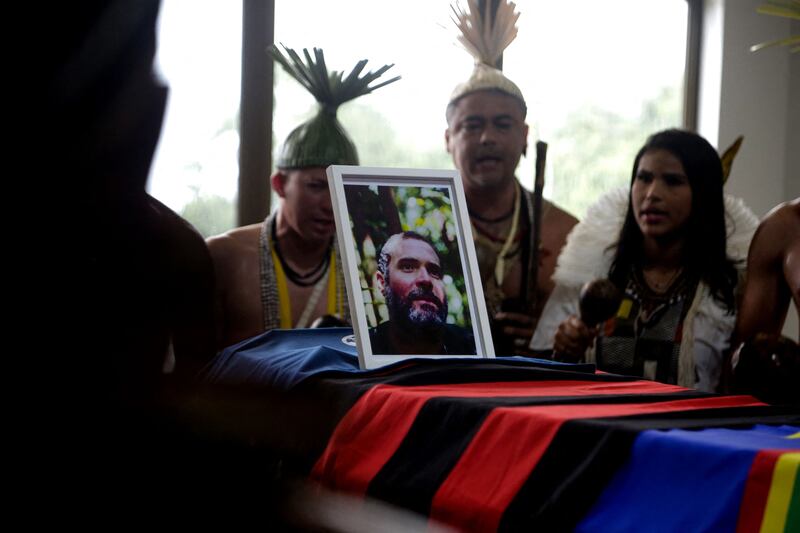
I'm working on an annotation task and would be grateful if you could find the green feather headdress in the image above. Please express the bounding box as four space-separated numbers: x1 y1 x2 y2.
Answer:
271 45 400 169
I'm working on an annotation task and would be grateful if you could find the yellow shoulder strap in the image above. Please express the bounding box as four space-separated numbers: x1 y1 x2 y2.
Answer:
271 247 293 329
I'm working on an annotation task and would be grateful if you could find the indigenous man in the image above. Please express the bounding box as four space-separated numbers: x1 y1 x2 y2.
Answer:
445 1 578 354
370 232 476 355
736 198 800 343
207 47 398 350
728 198 800 404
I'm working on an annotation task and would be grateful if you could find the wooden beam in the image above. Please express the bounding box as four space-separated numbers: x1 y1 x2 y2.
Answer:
238 0 274 226
683 0 702 131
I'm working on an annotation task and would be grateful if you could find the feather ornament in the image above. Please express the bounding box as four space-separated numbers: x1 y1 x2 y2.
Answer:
450 0 520 67
270 44 400 168
719 136 743 184
448 1 526 107
271 44 400 111
751 1 800 53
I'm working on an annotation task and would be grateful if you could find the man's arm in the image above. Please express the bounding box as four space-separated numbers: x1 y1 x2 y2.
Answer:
206 235 233 352
147 196 217 381
206 224 264 351
169 225 217 379
735 210 792 343
723 203 800 397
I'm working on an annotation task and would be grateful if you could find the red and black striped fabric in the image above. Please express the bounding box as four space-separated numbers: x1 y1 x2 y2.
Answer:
304 359 799 532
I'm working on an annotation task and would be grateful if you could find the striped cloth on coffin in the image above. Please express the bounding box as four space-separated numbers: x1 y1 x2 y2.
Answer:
310 365 800 532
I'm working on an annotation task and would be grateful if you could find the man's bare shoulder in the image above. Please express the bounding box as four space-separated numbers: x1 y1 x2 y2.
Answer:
752 199 800 251
762 199 800 232
206 223 262 264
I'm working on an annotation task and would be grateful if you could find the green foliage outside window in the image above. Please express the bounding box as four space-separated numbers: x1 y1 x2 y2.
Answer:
180 187 236 238
549 85 681 218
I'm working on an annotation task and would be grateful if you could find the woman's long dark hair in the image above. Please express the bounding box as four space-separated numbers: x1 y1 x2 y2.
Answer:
608 129 738 312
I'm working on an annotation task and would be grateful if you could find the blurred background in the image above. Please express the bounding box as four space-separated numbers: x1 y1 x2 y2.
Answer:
147 0 687 236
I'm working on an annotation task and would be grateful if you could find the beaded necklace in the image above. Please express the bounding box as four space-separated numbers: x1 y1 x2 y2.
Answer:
468 201 516 224
271 220 332 287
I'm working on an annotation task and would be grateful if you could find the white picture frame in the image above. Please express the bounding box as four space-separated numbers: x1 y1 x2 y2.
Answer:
327 165 495 369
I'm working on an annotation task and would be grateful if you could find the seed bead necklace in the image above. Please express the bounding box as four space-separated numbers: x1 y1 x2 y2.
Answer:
271 221 331 287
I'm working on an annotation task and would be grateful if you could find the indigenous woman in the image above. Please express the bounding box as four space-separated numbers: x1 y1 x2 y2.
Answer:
531 129 758 391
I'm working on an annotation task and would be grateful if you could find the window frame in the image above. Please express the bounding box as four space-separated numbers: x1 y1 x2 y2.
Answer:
237 0 700 226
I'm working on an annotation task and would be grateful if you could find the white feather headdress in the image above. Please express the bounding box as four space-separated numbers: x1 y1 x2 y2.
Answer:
449 0 525 107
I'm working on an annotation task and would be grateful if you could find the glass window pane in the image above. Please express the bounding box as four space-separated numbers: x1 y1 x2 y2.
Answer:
504 0 688 218
148 0 242 237
273 0 465 179
274 0 686 220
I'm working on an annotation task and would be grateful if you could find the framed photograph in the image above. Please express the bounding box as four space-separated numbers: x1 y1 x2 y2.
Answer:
327 165 494 369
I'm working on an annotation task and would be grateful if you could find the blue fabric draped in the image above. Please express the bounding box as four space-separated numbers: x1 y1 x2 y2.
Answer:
577 424 800 533
203 327 588 389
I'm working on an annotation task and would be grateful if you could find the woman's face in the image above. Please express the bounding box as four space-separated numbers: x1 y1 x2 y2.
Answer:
631 149 693 243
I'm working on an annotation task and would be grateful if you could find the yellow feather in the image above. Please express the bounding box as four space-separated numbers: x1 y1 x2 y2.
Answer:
720 135 744 185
